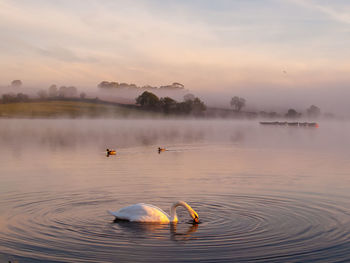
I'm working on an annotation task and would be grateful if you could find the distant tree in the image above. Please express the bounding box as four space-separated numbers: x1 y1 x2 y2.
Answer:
172 82 184 89
2 93 16 103
11 80 22 87
80 92 86 99
98 81 118 89
58 86 67 97
98 81 108 89
37 89 48 99
183 93 195 101
192 97 206 114
98 81 184 91
176 100 193 114
119 83 130 89
48 84 58 97
285 108 301 118
56 86 77 98
307 105 321 118
66 86 78 97
1 92 29 103
175 97 206 115
136 91 160 109
230 96 246 112
128 84 138 90
98 81 141 90
160 82 185 90
16 93 29 102
160 97 177 114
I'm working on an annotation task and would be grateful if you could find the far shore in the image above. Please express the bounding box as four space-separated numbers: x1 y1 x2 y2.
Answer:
0 98 333 120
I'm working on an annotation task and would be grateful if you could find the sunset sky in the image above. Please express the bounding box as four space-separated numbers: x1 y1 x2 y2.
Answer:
1 0 349 104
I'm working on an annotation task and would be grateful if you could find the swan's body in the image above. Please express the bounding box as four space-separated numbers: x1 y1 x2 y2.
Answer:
108 201 199 223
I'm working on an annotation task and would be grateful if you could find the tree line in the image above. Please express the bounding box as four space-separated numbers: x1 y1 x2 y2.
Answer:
98 81 185 91
1 82 87 103
135 91 206 115
230 95 322 118
37 85 87 99
0 79 326 119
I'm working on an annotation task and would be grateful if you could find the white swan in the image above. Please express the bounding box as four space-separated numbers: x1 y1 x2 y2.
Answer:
108 201 199 223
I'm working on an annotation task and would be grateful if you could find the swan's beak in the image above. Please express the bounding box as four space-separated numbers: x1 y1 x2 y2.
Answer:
193 214 199 224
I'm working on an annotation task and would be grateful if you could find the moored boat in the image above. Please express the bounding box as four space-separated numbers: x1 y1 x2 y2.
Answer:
260 122 319 127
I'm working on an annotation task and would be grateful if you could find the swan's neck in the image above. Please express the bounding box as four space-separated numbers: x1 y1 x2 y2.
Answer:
170 204 178 223
170 201 194 223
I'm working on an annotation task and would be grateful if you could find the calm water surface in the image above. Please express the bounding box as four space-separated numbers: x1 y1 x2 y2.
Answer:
0 119 350 262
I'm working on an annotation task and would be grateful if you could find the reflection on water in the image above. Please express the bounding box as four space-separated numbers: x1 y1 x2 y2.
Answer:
112 221 199 243
0 119 350 262
170 223 199 242
113 220 170 237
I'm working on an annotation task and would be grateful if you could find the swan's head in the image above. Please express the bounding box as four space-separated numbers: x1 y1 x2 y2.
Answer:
172 201 200 224
190 210 199 224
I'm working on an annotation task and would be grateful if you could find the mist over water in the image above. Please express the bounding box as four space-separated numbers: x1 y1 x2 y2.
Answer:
194 87 350 118
1 119 349 152
1 119 350 262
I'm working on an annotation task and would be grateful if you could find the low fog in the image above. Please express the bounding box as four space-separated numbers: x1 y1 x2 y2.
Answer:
0 119 349 155
1 80 349 118
194 85 350 118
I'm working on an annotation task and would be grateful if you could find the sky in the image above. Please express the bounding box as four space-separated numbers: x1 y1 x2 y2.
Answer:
0 0 349 111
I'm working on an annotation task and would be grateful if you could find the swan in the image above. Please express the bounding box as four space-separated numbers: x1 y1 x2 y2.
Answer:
108 201 199 224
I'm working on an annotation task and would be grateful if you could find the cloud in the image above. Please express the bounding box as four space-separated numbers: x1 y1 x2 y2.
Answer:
0 0 349 94
36 47 98 63
287 0 350 24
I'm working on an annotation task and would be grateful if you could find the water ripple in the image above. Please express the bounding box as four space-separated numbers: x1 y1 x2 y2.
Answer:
1 191 350 262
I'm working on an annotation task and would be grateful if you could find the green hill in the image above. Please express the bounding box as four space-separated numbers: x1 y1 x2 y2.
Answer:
0 100 148 118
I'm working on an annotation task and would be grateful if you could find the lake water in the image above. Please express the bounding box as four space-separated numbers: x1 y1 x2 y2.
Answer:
0 119 350 262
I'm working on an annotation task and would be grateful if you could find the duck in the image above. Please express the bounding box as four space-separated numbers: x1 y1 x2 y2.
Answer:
108 201 199 224
158 147 166 153
106 149 116 155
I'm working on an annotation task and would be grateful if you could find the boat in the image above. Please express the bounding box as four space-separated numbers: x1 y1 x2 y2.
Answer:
260 122 319 127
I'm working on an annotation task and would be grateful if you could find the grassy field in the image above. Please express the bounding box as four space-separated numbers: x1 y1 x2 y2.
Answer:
0 100 150 118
